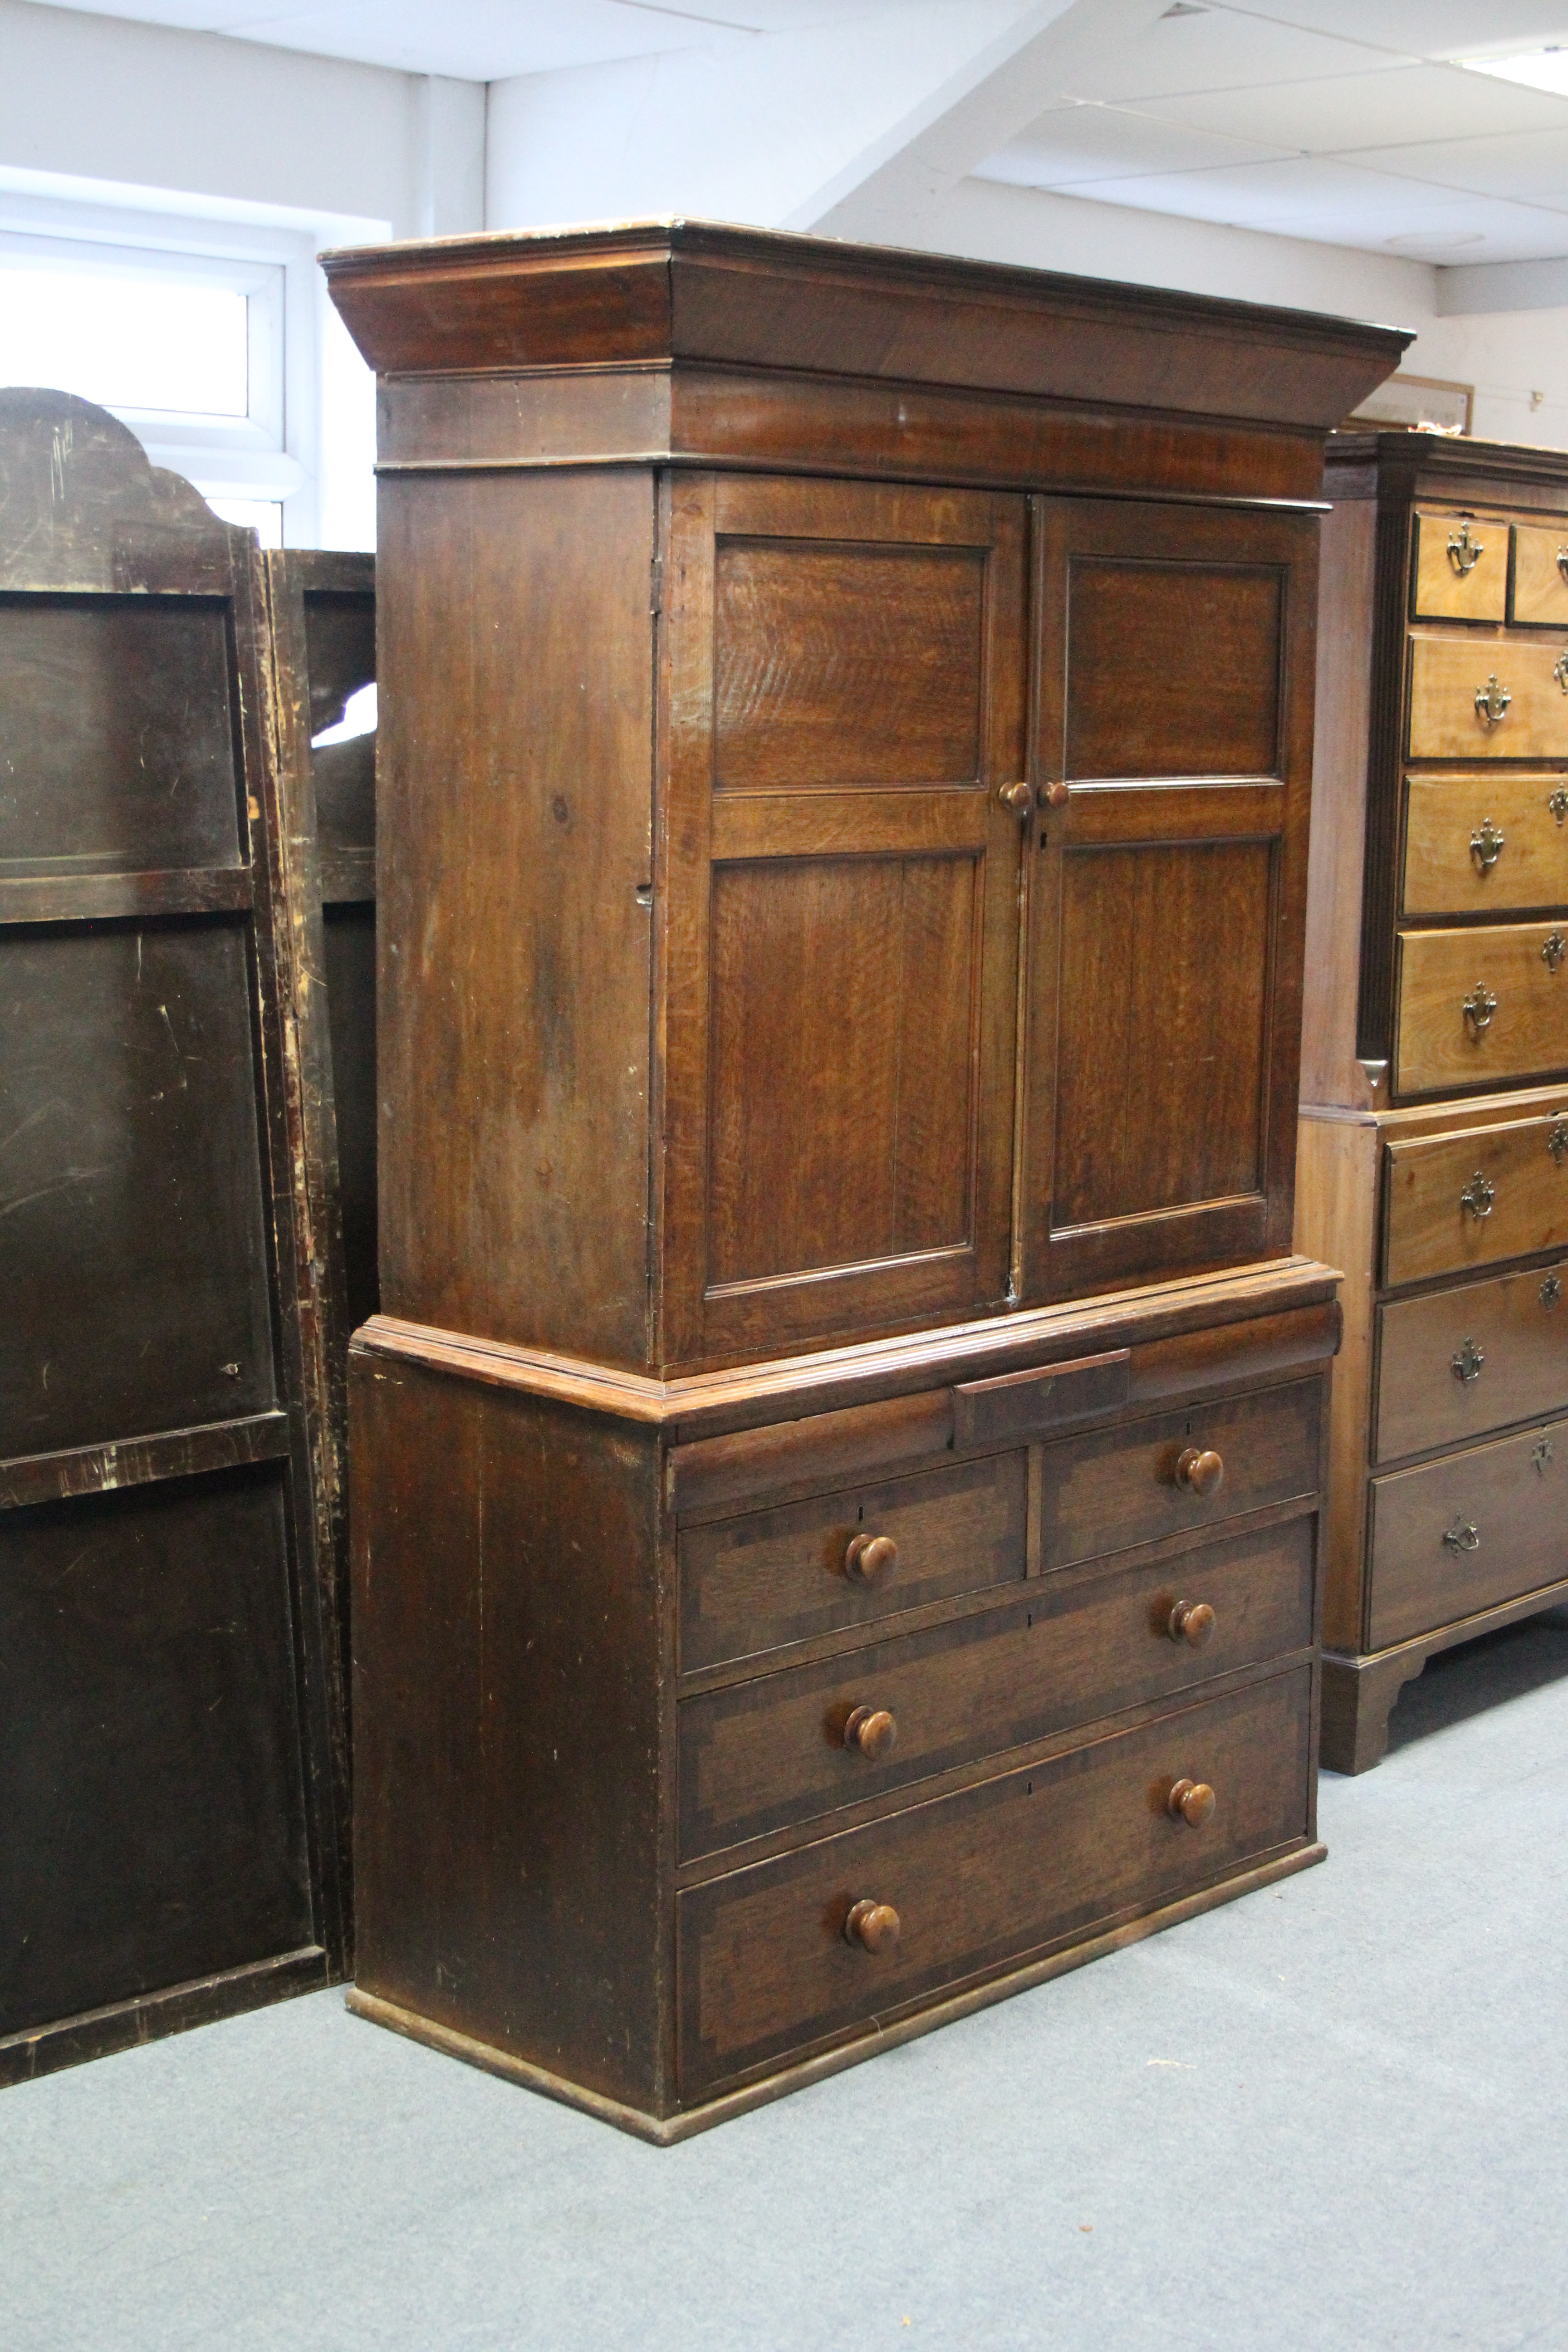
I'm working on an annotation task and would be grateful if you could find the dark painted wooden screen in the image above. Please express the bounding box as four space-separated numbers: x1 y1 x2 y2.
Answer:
0 393 349 2084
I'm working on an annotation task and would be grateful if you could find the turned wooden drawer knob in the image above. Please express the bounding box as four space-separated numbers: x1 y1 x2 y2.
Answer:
997 779 1033 816
1167 1599 1216 1647
1168 1778 1215 1828
1175 1446 1224 1497
843 1705 898 1759
1041 779 1072 808
844 1897 901 1954
844 1533 898 1584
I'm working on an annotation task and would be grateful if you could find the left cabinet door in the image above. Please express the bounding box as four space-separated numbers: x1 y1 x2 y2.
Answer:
661 475 1026 1368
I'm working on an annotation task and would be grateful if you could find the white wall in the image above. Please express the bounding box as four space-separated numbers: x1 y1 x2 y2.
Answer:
0 0 491 544
819 172 1568 454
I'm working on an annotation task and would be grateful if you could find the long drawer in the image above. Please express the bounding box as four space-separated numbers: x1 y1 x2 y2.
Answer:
1511 523 1568 629
1367 1413 1568 1648
1407 633 1568 762
1035 1377 1320 1573
679 1515 1315 1857
1374 1257 1568 1463
1394 922 1568 1096
679 1449 1028 1673
1401 771 1568 916
677 1666 1312 2097
1383 1106 1568 1286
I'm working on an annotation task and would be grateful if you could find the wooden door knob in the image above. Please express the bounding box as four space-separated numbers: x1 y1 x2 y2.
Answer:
1041 779 1071 808
997 779 1033 816
844 1533 898 1583
1167 1778 1215 1828
1167 1599 1216 1647
844 1897 901 1954
843 1705 898 1759
1175 1446 1224 1496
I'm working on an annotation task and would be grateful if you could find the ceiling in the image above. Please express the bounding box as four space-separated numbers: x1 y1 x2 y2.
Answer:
25 0 911 82
24 0 1568 265
972 2 1568 264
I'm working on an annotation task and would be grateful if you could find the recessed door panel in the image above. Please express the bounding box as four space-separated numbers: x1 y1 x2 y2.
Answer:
706 853 978 1288
664 475 1025 1366
1020 497 1315 1302
1064 559 1282 780
714 540 983 789
1052 837 1272 1229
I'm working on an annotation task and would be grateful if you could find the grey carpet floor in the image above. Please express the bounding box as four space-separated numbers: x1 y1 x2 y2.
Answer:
5 1616 1568 2352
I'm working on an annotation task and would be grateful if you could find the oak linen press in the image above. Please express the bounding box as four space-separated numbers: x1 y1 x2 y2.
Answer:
1297 431 1568 1771
325 224 1403 2139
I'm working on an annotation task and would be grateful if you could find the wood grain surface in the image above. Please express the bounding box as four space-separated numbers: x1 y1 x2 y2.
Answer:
1394 920 1568 1095
1401 771 1568 916
1410 509 1508 623
1407 630 1568 762
1383 1105 1568 1286
1368 1411 1568 1647
1510 521 1568 628
1374 1256 1568 1462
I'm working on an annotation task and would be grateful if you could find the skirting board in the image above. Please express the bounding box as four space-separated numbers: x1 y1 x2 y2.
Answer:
348 1841 1325 2145
0 1946 332 2091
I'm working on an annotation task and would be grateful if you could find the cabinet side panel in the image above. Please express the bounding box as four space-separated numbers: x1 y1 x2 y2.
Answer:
375 470 656 1365
1294 1112 1377 1651
1301 495 1377 1109
350 1353 666 2112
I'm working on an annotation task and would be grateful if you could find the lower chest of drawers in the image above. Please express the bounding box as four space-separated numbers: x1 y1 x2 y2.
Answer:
347 1278 1336 2139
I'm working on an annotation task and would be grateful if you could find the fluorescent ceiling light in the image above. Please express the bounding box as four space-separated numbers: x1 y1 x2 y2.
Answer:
1460 45 1568 96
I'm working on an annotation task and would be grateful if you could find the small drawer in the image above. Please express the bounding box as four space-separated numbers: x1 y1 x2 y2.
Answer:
1383 1108 1568 1287
1511 523 1568 628
1411 510 1507 623
678 1515 1315 1858
677 1666 1312 2097
1401 772 1568 916
1374 1258 1568 1463
1034 1377 1321 1574
679 1450 1027 1674
1393 922 1568 1097
1368 1414 1568 1649
1407 633 1568 762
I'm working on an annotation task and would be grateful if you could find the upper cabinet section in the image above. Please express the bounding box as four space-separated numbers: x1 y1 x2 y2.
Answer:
328 224 1405 1374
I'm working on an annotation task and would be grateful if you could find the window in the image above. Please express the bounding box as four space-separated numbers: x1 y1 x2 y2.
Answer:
0 185 384 550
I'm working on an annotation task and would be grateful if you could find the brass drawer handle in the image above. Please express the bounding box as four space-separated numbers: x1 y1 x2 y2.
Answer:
1556 651 1568 696
843 1705 898 1760
997 779 1032 817
1535 1435 1555 1473
1545 930 1567 974
1558 548 1568 585
1451 1336 1485 1384
1174 1446 1224 1497
1551 1119 1568 1165
1448 522 1484 575
1550 786 1568 826
1462 984 1498 1035
1470 818 1505 873
1167 1599 1216 1648
1167 1778 1215 1828
1459 1169 1495 1218
1475 675 1511 725
1441 1518 1480 1555
843 1533 898 1584
1543 1273 1563 1309
844 1897 900 1954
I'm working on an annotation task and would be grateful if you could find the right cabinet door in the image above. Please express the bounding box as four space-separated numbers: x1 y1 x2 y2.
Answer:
1018 497 1318 1303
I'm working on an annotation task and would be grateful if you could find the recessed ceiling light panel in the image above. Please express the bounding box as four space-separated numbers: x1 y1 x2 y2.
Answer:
1460 45 1568 98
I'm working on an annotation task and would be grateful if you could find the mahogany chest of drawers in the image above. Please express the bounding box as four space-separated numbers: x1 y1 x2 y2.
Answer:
1297 433 1568 1769
324 223 1400 2130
